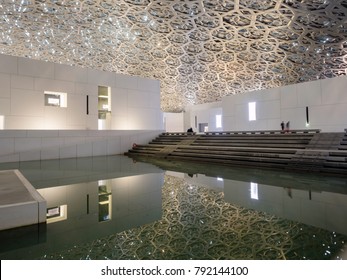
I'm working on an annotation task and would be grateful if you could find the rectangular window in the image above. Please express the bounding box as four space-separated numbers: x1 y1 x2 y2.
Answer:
44 91 67 107
98 86 112 130
248 102 256 121
216 114 222 128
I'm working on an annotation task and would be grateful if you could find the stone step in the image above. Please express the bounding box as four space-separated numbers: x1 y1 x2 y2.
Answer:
306 132 345 150
126 130 347 176
174 148 294 158
191 142 307 149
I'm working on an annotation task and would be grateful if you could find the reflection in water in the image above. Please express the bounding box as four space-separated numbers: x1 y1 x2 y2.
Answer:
39 176 346 260
222 178 347 237
98 181 112 222
0 155 346 260
46 205 67 224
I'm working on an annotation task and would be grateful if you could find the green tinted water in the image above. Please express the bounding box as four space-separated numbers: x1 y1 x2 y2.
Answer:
0 155 346 260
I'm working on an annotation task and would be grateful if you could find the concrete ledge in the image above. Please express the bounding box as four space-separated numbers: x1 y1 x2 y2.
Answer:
161 129 321 136
0 129 163 163
205 129 321 135
0 170 46 231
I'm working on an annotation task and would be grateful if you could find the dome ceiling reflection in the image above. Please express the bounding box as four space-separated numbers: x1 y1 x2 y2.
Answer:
0 0 346 112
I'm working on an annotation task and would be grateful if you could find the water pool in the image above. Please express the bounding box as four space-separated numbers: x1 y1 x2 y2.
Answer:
0 155 346 260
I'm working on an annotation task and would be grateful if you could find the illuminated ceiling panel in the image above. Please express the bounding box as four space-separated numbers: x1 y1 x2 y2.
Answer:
0 0 346 112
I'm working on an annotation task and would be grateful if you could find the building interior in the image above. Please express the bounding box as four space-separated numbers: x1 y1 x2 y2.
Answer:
0 0 347 260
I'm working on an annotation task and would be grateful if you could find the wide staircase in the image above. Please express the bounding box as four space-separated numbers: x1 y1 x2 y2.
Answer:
286 129 347 174
125 129 347 176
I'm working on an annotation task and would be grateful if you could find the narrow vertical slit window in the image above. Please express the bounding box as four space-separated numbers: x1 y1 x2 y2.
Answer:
86 95 89 115
248 102 256 121
306 106 309 127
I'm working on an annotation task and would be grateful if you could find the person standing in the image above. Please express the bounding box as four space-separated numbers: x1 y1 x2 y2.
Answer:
281 121 284 131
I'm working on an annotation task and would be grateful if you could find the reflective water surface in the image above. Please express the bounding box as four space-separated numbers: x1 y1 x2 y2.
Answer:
0 155 346 260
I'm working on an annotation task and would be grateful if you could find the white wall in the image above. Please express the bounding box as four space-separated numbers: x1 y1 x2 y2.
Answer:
0 54 163 130
163 112 184 132
164 106 225 133
222 87 281 131
0 129 161 163
185 102 223 132
222 76 347 132
111 74 163 130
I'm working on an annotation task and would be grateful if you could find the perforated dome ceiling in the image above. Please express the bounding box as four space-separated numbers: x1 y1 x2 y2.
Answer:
0 0 346 112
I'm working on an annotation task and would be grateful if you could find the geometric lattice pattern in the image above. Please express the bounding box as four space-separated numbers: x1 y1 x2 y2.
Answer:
0 1 346 112
40 175 346 260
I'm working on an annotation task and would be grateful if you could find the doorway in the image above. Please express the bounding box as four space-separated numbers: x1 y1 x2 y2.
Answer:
199 123 208 133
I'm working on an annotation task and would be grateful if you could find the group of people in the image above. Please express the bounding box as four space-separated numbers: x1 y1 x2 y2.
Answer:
281 121 290 132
